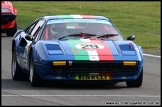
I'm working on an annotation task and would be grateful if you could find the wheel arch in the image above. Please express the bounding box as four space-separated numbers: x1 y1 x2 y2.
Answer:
28 46 33 68
12 40 16 53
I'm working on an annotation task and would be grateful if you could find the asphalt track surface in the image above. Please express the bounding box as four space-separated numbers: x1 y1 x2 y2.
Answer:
1 34 161 106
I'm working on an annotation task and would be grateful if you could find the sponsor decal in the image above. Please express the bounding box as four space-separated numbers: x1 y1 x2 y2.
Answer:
75 74 110 80
75 43 104 50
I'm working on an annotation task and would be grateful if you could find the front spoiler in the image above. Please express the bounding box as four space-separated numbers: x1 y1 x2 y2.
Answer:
34 63 143 81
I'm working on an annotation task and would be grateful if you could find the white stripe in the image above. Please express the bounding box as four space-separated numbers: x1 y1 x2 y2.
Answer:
80 39 99 61
80 38 91 42
87 50 99 61
143 54 160 58
2 94 160 98
71 15 82 18
87 50 98 55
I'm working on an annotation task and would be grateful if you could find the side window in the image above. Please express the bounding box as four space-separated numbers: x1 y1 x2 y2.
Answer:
25 20 39 34
24 20 45 37
31 20 45 36
31 20 45 40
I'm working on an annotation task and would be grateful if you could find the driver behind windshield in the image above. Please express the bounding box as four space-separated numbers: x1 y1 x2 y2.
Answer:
42 21 122 40
50 23 69 39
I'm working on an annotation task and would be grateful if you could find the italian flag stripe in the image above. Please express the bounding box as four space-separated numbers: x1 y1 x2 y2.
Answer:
67 39 89 60
98 41 114 61
81 15 96 19
71 15 82 18
67 38 114 61
80 39 99 61
90 39 114 61
87 51 99 61
58 15 73 19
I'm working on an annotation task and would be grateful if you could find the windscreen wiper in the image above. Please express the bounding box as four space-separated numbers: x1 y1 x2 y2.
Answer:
96 34 118 38
58 33 82 40
59 32 96 40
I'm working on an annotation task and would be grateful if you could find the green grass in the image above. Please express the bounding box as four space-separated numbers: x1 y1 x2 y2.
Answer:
12 1 160 51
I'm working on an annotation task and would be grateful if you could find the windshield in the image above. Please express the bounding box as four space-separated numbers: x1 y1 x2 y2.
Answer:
41 19 124 41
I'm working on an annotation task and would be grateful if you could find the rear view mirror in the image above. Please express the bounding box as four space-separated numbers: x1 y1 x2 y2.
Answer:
25 35 32 41
127 35 135 41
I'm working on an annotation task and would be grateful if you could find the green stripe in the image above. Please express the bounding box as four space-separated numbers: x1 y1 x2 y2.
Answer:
58 15 73 19
67 39 89 60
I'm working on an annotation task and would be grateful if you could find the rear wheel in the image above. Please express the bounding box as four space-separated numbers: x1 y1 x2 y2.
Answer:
126 68 143 87
6 22 17 37
29 54 43 87
11 46 29 80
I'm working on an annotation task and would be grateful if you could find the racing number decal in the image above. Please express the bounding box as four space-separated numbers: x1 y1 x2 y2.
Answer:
76 43 104 50
81 44 99 49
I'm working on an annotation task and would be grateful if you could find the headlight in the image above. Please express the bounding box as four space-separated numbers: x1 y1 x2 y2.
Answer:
1 8 11 13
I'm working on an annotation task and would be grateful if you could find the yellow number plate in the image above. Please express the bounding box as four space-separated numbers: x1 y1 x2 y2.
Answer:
75 75 110 80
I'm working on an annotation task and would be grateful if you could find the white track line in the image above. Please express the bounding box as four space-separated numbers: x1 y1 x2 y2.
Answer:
143 54 160 58
2 94 160 98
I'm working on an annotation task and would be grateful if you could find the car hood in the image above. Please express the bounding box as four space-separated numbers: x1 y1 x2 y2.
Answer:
59 39 119 55
34 38 142 62
58 39 120 61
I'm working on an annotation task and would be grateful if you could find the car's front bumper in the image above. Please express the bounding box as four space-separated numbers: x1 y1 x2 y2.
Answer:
34 61 143 82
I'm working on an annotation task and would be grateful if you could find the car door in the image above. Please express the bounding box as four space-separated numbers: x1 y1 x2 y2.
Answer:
17 19 45 70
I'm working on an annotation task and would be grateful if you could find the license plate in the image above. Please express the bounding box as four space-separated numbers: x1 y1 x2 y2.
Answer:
75 75 110 80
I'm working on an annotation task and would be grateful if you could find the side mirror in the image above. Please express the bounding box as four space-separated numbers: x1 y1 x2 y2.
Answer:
25 35 32 41
127 35 135 41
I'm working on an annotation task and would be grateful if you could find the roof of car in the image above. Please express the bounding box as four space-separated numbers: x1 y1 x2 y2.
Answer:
41 14 109 21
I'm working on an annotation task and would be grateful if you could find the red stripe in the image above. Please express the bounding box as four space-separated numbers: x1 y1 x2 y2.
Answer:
81 15 96 19
90 39 114 61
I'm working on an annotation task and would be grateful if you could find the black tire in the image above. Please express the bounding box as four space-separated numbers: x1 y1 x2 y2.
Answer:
29 54 43 87
126 68 143 88
11 46 29 80
107 82 117 86
6 22 17 37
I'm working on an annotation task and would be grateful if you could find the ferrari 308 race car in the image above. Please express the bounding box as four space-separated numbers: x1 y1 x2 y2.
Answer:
11 15 143 87
1 1 17 36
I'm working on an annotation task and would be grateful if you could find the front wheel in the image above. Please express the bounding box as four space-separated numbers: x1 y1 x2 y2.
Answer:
29 54 43 87
126 68 143 88
11 46 29 80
